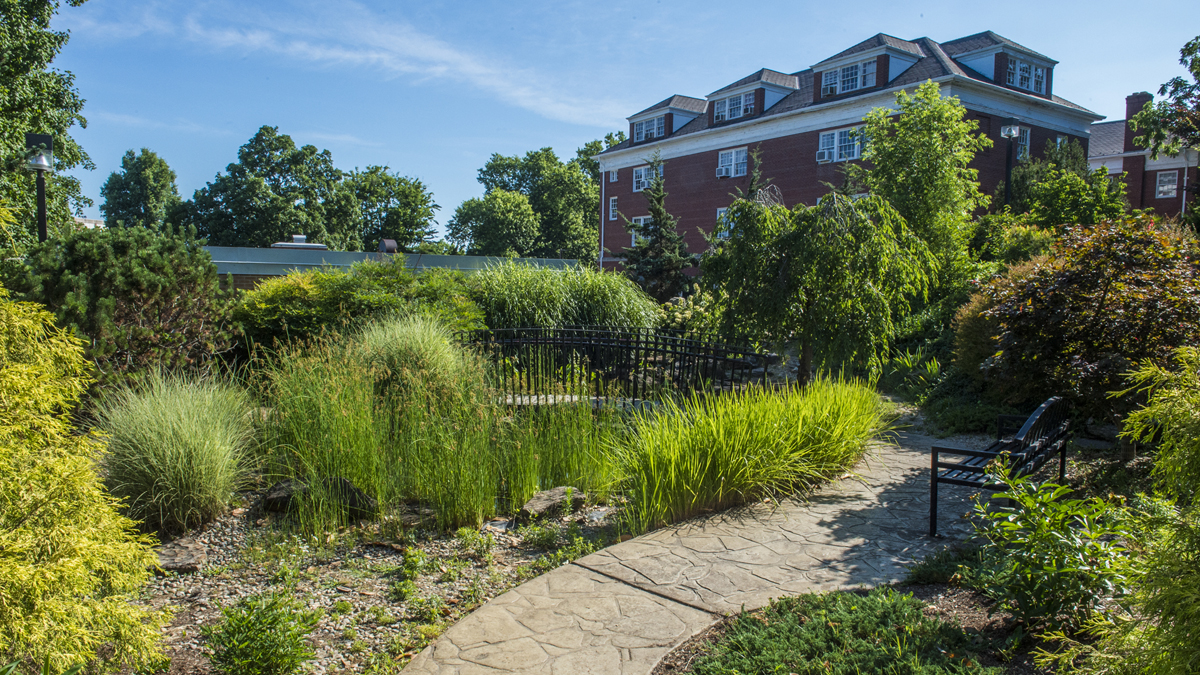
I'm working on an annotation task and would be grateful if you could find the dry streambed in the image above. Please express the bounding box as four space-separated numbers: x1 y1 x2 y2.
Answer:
144 491 617 674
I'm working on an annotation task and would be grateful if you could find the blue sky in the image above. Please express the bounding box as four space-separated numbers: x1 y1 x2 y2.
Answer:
55 0 1200 235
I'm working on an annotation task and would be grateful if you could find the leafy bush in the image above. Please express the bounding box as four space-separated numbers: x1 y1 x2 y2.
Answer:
469 261 659 328
6 225 238 385
692 587 999 675
966 461 1130 632
982 218 1200 423
202 592 320 675
94 370 255 533
234 260 484 346
0 288 168 673
616 378 886 532
1028 167 1128 229
657 284 725 334
880 345 943 402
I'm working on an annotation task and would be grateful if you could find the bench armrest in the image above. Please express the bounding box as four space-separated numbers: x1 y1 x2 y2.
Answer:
931 445 1009 460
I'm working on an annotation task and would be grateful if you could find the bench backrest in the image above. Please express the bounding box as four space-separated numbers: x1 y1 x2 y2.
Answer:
1007 396 1070 477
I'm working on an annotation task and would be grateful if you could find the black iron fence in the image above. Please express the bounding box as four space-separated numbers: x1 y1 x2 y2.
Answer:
461 326 769 405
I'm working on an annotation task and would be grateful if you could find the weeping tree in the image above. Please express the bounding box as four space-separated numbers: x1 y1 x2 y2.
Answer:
702 193 934 383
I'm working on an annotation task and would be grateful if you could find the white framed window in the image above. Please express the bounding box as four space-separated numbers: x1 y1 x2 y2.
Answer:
1017 127 1031 161
715 208 730 239
717 147 748 178
819 126 862 162
629 216 651 246
1157 171 1179 198
822 58 876 97
1007 57 1046 94
609 170 617 182
634 116 666 142
609 196 618 221
632 165 663 192
1056 135 1067 148
713 92 755 123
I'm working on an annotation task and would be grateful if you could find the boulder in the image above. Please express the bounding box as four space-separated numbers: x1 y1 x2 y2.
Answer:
155 537 207 574
517 486 586 523
261 477 377 520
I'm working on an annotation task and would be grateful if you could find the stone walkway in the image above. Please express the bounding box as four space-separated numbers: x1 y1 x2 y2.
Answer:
402 426 986 674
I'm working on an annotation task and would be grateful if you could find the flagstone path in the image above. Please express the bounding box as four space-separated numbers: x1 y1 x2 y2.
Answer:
402 425 989 674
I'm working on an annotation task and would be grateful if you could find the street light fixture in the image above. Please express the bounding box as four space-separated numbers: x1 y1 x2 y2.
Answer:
25 133 54 243
1000 123 1020 209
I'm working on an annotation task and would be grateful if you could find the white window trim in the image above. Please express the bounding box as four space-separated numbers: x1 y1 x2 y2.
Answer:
717 147 749 178
1017 127 1031 161
609 170 617 182
713 92 755 123
822 58 877 97
818 126 864 162
1157 170 1179 199
629 216 651 246
715 208 730 239
1006 56 1047 95
632 165 663 192
609 196 618 221
634 116 666 143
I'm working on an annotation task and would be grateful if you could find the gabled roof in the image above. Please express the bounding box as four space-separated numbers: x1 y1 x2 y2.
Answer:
631 95 708 118
708 69 799 97
940 31 1057 64
815 33 924 65
1088 121 1126 156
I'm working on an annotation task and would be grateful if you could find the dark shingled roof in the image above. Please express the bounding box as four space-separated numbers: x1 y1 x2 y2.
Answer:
817 33 924 65
708 69 799 97
1089 121 1126 156
600 32 1097 156
631 95 708 118
940 31 1057 64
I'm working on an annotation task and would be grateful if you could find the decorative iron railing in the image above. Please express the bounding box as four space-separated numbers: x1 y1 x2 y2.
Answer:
461 326 769 406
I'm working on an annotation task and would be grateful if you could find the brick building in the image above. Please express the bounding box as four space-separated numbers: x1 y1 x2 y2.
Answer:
1088 92 1198 218
595 31 1103 268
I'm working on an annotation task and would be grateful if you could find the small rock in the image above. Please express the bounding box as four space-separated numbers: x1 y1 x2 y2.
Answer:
336 585 353 593
155 537 207 574
516 486 586 524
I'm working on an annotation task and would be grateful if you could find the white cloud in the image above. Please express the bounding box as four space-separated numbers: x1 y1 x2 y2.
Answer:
66 1 627 128
89 111 235 137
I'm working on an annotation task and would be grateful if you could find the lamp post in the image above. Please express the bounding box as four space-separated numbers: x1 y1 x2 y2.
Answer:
25 133 54 243
1000 122 1020 208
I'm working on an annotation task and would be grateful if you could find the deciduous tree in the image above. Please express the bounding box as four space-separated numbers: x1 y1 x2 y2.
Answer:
347 165 438 252
100 148 181 228
1131 35 1200 158
447 189 539 257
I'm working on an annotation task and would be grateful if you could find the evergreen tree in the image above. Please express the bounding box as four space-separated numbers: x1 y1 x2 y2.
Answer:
100 148 182 228
621 152 693 302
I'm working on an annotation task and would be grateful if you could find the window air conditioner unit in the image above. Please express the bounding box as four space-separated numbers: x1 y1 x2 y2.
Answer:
815 149 833 163
715 166 731 178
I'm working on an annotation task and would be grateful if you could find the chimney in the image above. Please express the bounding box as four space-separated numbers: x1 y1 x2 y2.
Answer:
1125 92 1153 153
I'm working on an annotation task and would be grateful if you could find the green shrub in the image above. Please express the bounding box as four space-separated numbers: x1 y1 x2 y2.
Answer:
5 225 238 385
0 288 168 673
94 370 255 533
657 284 725 333
469 261 659 328
353 314 486 408
880 345 943 402
965 461 1130 632
202 592 320 675
235 261 484 347
982 218 1200 423
616 378 886 532
692 588 1000 675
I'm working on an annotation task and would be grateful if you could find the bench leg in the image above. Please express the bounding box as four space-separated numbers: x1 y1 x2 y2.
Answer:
1059 442 1067 483
929 452 939 537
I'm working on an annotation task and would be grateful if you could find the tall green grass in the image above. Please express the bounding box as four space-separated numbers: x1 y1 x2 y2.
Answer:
470 262 660 328
615 378 888 533
96 370 255 532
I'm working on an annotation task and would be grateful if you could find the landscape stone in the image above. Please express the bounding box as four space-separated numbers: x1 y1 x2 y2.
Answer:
155 536 207 574
516 486 586 523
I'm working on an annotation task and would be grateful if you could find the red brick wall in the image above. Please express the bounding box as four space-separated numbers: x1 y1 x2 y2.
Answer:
876 54 890 86
1125 155 1147 209
601 112 1085 266
1124 93 1153 153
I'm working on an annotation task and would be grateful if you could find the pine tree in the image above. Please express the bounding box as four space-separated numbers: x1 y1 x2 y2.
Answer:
621 152 693 302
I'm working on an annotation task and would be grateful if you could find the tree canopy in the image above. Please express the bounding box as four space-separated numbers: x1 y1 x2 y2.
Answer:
348 165 438 252
447 189 540 257
100 148 181 228
621 152 692 302
0 0 94 250
1132 35 1200 158
702 193 933 383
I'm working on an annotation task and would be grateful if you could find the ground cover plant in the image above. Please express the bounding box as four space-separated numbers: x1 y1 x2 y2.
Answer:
616 377 888 532
202 592 321 675
95 370 256 533
0 288 168 673
689 587 999 675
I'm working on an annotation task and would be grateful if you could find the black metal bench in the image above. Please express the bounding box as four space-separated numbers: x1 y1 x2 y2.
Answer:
929 396 1071 536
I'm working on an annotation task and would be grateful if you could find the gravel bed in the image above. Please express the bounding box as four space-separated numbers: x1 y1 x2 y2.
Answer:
143 496 618 675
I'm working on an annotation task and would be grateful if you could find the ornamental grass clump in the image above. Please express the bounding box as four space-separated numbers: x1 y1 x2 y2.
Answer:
470 261 659 328
0 287 168 673
96 370 256 533
616 378 887 533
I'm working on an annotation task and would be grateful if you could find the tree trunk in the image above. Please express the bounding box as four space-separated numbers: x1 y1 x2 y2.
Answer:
1120 437 1137 462
798 340 813 386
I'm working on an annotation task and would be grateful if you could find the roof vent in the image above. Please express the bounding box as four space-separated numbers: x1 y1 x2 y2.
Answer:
270 234 328 250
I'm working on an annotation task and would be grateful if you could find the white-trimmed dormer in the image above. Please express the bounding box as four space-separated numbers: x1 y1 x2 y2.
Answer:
627 95 707 145
941 31 1058 99
809 35 925 102
705 69 799 126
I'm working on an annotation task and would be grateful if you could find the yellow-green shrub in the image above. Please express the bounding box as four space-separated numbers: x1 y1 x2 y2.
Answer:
0 288 168 672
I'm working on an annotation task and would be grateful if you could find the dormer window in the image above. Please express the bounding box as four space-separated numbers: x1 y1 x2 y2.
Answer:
822 58 877 97
1006 57 1046 95
713 92 755 123
634 116 666 142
